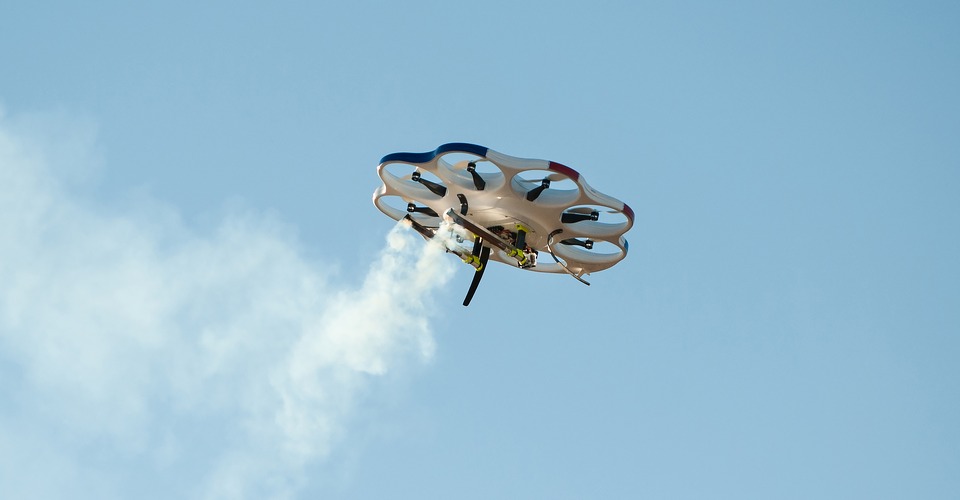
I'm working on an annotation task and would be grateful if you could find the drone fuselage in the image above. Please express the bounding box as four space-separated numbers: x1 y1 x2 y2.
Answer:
374 142 634 304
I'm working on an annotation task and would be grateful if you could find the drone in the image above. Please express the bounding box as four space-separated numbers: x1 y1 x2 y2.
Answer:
373 142 634 306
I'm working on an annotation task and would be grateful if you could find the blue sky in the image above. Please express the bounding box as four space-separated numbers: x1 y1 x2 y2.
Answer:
1 1 958 498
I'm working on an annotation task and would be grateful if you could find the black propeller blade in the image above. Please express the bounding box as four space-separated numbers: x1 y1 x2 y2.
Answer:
525 178 550 201
466 162 486 191
561 210 599 223
406 203 438 217
560 238 594 249
411 171 447 197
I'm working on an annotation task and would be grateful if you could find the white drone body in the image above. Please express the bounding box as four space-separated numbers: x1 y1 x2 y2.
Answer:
373 143 634 305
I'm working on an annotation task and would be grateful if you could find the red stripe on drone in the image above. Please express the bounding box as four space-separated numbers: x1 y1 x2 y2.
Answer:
548 161 580 181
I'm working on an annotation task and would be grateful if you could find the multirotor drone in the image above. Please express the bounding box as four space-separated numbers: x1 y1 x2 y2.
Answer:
373 142 634 306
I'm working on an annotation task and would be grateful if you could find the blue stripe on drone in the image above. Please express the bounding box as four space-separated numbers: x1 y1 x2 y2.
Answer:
380 142 488 165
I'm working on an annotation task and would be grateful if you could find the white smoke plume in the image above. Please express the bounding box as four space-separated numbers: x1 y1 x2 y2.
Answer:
0 109 455 499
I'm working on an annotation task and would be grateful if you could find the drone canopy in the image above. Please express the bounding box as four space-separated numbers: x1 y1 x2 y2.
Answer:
373 143 633 285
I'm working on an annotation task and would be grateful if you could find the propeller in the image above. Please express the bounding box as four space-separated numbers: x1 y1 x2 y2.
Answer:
525 178 550 201
560 238 594 249
411 171 447 197
519 173 566 202
465 161 486 190
571 206 620 213
561 210 599 223
517 173 567 183
561 206 620 223
407 203 438 217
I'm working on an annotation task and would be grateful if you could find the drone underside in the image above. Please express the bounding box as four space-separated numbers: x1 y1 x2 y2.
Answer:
373 142 634 304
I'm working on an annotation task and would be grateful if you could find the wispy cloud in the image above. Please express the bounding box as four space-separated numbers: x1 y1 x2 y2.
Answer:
0 108 454 499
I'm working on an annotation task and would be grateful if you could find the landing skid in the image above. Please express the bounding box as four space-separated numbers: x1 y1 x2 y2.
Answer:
462 245 490 306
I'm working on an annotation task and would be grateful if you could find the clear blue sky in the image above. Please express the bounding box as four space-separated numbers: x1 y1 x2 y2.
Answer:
1 1 958 499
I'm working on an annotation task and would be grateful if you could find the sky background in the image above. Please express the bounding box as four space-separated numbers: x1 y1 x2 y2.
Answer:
1 1 959 499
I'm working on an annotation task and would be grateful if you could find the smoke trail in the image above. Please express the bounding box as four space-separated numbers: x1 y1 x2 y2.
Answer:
0 109 455 499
